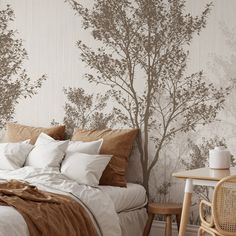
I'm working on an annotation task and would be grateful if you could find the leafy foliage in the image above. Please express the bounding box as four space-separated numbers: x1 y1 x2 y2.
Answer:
66 0 230 196
63 87 114 134
0 5 46 128
183 136 235 171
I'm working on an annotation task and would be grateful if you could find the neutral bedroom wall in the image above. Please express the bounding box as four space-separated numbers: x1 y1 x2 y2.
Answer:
1 0 236 224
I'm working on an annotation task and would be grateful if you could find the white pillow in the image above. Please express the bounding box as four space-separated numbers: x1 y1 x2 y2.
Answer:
61 152 111 186
34 132 59 145
67 139 103 155
0 140 33 170
25 133 69 169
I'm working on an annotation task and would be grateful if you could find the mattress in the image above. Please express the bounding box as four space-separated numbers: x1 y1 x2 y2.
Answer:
99 183 147 213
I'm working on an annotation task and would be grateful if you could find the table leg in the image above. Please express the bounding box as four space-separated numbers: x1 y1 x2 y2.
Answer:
165 215 172 236
178 179 193 236
176 213 181 232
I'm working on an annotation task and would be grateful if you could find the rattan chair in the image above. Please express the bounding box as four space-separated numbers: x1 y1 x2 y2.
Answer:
198 175 236 236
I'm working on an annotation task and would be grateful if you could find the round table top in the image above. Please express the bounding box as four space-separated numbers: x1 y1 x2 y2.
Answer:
148 202 182 215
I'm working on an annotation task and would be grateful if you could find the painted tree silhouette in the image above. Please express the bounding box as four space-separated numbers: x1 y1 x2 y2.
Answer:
211 24 236 131
0 5 46 128
66 0 230 196
63 87 114 134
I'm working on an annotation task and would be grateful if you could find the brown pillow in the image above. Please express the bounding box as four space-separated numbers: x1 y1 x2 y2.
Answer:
72 128 139 187
5 123 65 144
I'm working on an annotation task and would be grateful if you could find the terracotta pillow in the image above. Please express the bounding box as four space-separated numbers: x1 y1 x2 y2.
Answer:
72 128 139 187
5 123 65 144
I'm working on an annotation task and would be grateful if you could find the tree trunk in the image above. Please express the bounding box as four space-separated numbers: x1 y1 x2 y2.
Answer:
142 167 151 199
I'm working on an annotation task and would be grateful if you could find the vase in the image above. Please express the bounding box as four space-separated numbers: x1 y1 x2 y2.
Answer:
209 146 231 170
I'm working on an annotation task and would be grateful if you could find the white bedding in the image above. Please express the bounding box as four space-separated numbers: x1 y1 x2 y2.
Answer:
99 183 147 213
0 167 121 236
119 208 148 236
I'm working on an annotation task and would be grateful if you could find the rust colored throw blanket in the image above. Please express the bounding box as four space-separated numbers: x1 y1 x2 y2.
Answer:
0 180 99 236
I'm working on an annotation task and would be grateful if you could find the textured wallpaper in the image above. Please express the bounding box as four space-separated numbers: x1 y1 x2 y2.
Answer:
1 0 236 224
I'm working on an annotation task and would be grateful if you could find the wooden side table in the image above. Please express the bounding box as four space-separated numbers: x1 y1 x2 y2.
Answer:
173 167 236 236
143 203 182 236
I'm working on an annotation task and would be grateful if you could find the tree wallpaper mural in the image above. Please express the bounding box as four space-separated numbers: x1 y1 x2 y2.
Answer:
0 5 46 129
1 0 236 229
211 24 236 139
63 87 114 133
65 0 230 196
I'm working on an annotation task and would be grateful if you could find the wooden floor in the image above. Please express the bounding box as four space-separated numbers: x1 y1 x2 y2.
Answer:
149 220 199 236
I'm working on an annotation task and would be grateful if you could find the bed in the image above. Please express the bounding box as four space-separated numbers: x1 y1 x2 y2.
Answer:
99 183 148 236
0 167 147 236
0 124 148 235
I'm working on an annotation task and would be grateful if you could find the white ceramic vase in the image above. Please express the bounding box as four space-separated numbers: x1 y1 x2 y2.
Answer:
209 146 231 170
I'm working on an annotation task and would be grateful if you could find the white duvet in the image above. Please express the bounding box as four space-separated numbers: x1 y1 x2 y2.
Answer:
0 167 121 236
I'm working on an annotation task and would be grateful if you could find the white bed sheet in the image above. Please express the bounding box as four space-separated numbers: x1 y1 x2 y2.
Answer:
119 208 148 236
0 167 121 236
99 183 147 213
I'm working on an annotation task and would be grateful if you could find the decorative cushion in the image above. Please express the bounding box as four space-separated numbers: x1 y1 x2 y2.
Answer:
72 128 139 187
5 123 65 144
0 140 34 170
25 133 69 169
61 153 112 186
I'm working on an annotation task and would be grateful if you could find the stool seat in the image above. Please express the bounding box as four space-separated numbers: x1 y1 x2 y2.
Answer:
143 202 182 236
148 203 182 215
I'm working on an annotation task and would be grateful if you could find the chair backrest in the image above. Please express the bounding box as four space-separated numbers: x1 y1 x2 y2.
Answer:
212 175 236 236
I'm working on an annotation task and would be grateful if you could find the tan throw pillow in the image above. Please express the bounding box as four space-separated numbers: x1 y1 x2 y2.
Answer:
5 123 65 144
72 128 139 187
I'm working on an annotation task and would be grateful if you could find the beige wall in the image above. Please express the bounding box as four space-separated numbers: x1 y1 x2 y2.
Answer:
1 0 236 224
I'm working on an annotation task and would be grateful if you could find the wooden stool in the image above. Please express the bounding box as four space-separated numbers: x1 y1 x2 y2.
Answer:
143 203 182 236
